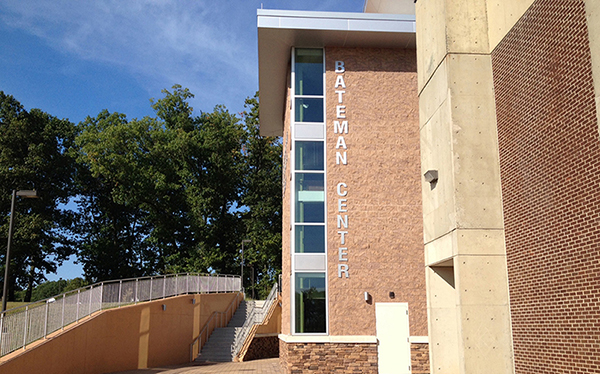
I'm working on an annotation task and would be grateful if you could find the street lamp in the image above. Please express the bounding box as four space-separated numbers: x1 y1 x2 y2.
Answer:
3 190 39 312
241 239 251 293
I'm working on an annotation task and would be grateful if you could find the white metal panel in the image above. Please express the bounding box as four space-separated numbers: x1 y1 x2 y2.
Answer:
294 254 327 271
376 303 411 374
295 123 325 139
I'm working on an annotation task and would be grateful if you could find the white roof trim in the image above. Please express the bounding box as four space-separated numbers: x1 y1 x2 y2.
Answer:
257 10 416 136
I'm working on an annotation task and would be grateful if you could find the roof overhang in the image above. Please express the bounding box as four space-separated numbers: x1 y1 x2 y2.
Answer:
257 10 416 137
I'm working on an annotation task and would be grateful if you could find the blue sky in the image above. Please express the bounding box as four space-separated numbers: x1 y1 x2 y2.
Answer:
0 0 365 282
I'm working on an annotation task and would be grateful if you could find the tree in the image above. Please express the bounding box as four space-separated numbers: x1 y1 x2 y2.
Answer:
75 86 247 279
240 94 282 298
0 92 77 302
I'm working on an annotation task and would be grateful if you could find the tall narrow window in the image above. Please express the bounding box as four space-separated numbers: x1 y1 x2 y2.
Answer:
295 272 326 333
292 48 326 334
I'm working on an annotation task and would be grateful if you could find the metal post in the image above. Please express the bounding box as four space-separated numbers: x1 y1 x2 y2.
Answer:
251 266 255 299
2 191 16 313
175 274 178 296
135 279 138 305
99 282 104 311
149 278 153 301
61 296 65 330
88 286 93 315
0 313 4 355
162 276 166 299
118 280 122 307
186 273 189 294
44 301 49 338
76 289 80 322
22 306 28 349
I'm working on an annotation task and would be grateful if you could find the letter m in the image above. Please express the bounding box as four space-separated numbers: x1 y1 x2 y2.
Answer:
334 120 348 134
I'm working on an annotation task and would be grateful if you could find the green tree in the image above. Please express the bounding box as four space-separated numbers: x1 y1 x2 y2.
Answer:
240 95 282 298
75 110 159 282
75 86 247 279
0 92 77 302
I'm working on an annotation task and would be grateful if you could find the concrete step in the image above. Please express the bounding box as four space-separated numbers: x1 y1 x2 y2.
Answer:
196 301 258 362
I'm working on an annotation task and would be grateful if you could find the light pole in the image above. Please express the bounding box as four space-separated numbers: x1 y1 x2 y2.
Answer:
241 239 251 293
3 190 38 312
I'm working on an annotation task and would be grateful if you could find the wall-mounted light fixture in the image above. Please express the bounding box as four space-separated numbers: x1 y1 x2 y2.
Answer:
364 292 372 304
389 291 395 299
192 298 196 305
424 170 438 184
162 304 167 311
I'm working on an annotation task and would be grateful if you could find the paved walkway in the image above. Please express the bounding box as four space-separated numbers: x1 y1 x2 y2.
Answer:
111 358 281 374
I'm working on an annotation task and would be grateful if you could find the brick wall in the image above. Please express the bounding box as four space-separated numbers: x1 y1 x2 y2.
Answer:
324 47 426 337
282 72 292 336
410 343 430 374
242 336 279 361
492 0 600 373
280 340 378 373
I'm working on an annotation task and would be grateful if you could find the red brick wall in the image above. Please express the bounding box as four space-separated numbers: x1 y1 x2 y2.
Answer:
492 0 600 373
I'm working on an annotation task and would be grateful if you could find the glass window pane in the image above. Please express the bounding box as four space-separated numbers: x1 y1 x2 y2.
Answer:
295 49 323 96
295 98 323 123
295 272 326 333
295 141 324 170
295 225 325 253
295 173 324 223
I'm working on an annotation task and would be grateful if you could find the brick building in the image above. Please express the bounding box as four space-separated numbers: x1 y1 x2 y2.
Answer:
257 0 600 373
257 8 428 374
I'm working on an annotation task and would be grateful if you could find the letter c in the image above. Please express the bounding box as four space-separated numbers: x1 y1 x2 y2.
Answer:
337 182 347 196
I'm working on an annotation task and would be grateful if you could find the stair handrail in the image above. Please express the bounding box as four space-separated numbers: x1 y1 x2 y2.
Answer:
189 291 242 361
231 284 278 358
0 273 241 357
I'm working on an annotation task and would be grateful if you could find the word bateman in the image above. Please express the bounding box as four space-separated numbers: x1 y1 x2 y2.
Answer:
334 60 349 279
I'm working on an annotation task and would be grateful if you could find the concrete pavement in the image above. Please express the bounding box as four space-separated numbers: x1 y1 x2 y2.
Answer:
111 358 281 374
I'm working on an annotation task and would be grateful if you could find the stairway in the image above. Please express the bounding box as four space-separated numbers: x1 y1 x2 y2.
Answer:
195 300 256 362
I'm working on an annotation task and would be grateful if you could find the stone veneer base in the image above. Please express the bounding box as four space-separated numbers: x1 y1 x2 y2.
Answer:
279 339 378 374
279 338 430 374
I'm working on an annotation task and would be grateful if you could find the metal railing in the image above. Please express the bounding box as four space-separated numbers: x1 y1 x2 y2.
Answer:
231 283 278 359
0 273 241 357
189 292 243 361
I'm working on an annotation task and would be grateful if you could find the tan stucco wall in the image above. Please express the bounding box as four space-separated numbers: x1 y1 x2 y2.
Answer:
256 302 282 335
0 293 239 374
324 47 426 337
364 0 415 15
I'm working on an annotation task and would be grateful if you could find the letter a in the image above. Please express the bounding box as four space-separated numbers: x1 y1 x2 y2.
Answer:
335 75 346 89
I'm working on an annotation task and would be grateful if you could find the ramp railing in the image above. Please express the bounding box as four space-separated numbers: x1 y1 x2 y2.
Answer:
0 273 241 357
231 283 278 359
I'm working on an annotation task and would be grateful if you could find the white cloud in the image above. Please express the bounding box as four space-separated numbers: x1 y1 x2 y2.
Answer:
0 0 364 115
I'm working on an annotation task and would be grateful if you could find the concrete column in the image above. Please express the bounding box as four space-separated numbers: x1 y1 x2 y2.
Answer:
416 0 515 373
584 0 600 135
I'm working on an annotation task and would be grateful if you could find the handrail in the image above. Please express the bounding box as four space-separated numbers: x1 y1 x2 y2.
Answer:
231 284 278 359
189 291 243 361
0 273 241 357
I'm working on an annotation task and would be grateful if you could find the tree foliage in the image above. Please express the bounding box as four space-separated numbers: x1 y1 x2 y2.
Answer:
1 87 282 300
0 91 77 302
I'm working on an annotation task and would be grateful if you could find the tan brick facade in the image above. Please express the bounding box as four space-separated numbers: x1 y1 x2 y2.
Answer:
279 46 428 372
324 47 426 337
281 71 292 336
492 0 600 372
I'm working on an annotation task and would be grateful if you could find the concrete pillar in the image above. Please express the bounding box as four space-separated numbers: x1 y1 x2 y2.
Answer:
416 0 515 373
584 0 600 135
